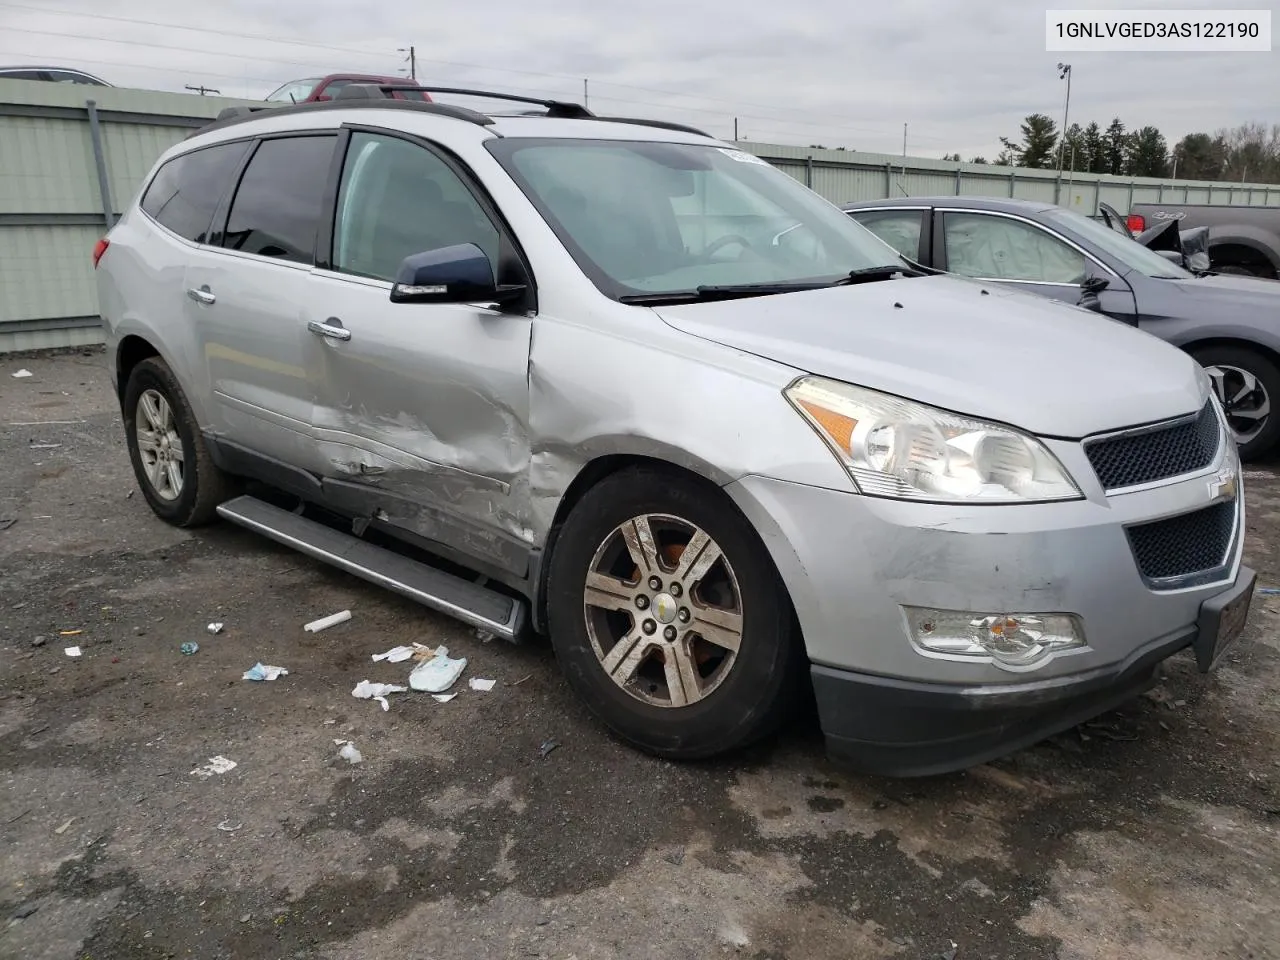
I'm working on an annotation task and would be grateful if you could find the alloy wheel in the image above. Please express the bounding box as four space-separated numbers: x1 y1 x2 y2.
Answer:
135 388 185 501
1206 364 1271 446
583 513 744 708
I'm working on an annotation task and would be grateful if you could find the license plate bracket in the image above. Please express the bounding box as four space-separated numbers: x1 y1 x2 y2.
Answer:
1193 566 1256 673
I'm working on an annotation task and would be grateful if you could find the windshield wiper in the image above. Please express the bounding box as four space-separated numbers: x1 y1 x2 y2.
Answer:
828 264 926 285
619 280 828 305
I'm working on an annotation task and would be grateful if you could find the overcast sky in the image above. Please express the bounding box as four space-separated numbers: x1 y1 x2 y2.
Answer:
1 0 1274 158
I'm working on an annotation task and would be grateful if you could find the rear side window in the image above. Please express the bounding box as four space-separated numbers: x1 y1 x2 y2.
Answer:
222 136 336 264
140 141 251 243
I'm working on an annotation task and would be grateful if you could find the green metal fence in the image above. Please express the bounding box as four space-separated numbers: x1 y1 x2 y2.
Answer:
2 78 1277 353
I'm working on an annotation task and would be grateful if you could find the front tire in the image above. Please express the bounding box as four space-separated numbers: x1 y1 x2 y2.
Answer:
1191 345 1280 461
122 357 233 527
546 466 803 760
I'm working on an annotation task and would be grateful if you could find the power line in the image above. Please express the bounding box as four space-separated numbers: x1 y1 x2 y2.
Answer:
5 26 393 74
0 0 946 142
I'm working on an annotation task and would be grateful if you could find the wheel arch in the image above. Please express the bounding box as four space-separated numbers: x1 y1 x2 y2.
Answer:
115 334 163 405
1183 336 1280 372
532 452 784 636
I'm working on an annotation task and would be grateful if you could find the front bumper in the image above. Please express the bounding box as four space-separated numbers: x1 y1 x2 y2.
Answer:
812 564 1254 777
724 440 1252 774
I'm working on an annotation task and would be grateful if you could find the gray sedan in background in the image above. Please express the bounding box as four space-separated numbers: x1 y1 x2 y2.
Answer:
843 196 1280 460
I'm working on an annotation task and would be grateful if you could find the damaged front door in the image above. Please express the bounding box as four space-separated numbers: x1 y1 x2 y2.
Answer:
305 128 535 577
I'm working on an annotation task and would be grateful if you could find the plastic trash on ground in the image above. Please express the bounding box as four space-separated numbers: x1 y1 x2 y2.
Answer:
304 610 351 633
207 622 224 635
242 662 288 681
334 739 363 764
431 693 457 703
191 756 237 778
352 679 408 711
181 642 199 656
11 369 33 379
371 645 415 663
469 677 496 692
64 646 82 658
409 646 467 692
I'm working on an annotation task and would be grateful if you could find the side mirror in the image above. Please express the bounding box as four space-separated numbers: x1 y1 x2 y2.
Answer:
390 243 526 305
1077 276 1109 313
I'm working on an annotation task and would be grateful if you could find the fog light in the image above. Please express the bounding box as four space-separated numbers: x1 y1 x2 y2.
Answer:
903 607 1086 670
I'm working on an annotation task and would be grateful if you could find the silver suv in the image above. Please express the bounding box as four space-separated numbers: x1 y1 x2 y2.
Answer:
95 85 1256 776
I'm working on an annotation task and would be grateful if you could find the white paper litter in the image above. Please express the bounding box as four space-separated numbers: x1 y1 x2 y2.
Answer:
207 622 224 635
352 679 408 711
468 677 496 692
191 756 237 778
242 663 288 681
409 650 467 692
64 646 82 658
304 609 351 633
11 369 32 379
336 741 363 764
371 645 415 663
431 693 457 703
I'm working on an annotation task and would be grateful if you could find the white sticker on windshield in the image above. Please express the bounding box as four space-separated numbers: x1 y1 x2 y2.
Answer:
718 148 768 165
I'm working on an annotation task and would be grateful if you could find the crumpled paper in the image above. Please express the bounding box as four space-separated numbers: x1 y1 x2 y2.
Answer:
352 680 408 711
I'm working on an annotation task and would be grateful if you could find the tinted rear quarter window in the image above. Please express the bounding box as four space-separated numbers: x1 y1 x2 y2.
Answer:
222 136 335 263
140 141 251 243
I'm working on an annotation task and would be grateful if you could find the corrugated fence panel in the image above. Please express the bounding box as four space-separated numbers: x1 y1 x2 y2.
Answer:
0 224 101 323
1013 177 1059 203
959 173 1013 197
0 116 100 215
1058 181 1099 215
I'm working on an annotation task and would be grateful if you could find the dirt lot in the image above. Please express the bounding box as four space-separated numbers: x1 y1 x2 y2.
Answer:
2 349 1279 960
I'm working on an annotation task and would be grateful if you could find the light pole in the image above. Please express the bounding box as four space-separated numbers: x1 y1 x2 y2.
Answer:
1054 62 1072 205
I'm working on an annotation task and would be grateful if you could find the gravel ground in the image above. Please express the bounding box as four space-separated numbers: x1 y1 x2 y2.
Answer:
2 350 1279 960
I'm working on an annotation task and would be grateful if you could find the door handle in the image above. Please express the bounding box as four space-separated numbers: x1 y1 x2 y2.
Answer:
186 286 216 305
307 318 351 341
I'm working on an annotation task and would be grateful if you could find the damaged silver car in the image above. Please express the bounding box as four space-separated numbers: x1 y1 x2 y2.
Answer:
95 84 1256 776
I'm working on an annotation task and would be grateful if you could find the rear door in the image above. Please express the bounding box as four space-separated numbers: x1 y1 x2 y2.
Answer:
935 208 1138 322
183 132 339 473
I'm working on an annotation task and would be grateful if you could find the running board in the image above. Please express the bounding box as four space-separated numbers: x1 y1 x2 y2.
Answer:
216 495 525 641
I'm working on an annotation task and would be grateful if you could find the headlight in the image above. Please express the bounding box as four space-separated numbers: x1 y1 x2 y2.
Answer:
785 376 1081 503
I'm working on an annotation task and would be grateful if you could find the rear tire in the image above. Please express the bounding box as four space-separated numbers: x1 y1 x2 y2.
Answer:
546 466 803 760
122 357 234 527
1190 345 1280 461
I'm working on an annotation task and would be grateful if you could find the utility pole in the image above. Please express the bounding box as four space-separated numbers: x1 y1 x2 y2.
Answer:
902 123 907 179
733 117 740 141
398 46 417 81
184 84 220 96
1054 62 1072 205
583 78 589 108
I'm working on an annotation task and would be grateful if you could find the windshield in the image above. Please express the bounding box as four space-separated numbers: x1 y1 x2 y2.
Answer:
1045 207 1193 279
486 138 906 300
266 78 320 103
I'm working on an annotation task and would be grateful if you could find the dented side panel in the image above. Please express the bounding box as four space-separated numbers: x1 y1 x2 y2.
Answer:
301 271 536 570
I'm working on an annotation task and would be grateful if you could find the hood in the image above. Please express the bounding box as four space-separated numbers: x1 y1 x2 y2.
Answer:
1168 272 1280 309
654 275 1207 438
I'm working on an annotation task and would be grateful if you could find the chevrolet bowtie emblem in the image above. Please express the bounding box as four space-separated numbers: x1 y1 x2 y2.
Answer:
1208 469 1238 503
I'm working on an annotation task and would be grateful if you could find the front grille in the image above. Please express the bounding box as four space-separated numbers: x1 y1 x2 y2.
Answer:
1126 500 1235 582
1085 401 1220 491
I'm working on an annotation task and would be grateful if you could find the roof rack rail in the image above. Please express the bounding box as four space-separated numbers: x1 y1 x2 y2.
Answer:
335 83 595 119
186 97 495 139
591 116 712 138
214 105 273 122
